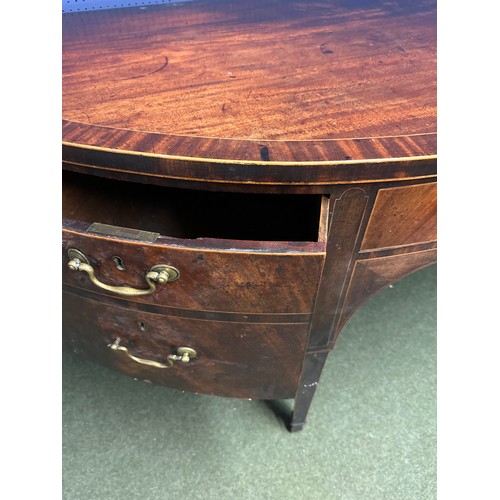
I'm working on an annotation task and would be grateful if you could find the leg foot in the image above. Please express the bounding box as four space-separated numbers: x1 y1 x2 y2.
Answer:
289 351 329 432
288 420 305 432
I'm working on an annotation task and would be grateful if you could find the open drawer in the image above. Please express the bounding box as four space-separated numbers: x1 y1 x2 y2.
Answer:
62 171 328 314
63 292 308 400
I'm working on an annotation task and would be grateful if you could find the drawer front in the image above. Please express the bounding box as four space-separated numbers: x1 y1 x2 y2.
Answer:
63 292 308 400
62 228 324 314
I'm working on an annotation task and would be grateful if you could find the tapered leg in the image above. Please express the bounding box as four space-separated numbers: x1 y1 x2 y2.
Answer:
289 351 329 432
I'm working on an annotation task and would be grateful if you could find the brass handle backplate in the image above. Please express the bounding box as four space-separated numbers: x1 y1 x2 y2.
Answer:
67 248 179 297
108 338 197 369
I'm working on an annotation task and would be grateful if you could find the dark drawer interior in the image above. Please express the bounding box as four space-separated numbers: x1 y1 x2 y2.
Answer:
62 170 326 242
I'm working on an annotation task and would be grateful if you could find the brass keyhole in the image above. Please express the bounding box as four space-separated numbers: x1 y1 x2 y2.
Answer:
112 256 126 270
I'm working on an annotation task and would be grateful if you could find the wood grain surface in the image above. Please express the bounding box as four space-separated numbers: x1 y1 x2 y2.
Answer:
62 227 325 314
63 291 308 399
360 182 437 250
62 0 436 164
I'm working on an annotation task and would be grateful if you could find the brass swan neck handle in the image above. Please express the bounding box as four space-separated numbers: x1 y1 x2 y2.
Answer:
67 248 179 297
108 338 197 369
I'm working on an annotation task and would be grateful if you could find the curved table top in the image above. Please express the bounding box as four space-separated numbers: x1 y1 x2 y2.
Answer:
62 0 436 183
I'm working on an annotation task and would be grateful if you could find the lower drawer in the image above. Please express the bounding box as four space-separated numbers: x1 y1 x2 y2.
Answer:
63 292 308 400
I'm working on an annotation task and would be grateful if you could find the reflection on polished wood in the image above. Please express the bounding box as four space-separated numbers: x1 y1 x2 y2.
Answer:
63 0 436 163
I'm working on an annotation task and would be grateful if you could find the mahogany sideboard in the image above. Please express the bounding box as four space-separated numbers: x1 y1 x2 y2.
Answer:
62 0 437 431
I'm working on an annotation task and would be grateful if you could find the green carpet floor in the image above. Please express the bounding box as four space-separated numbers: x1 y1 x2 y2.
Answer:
63 264 436 500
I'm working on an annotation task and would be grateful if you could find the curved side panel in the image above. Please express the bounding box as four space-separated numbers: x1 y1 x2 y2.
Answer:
334 249 437 343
